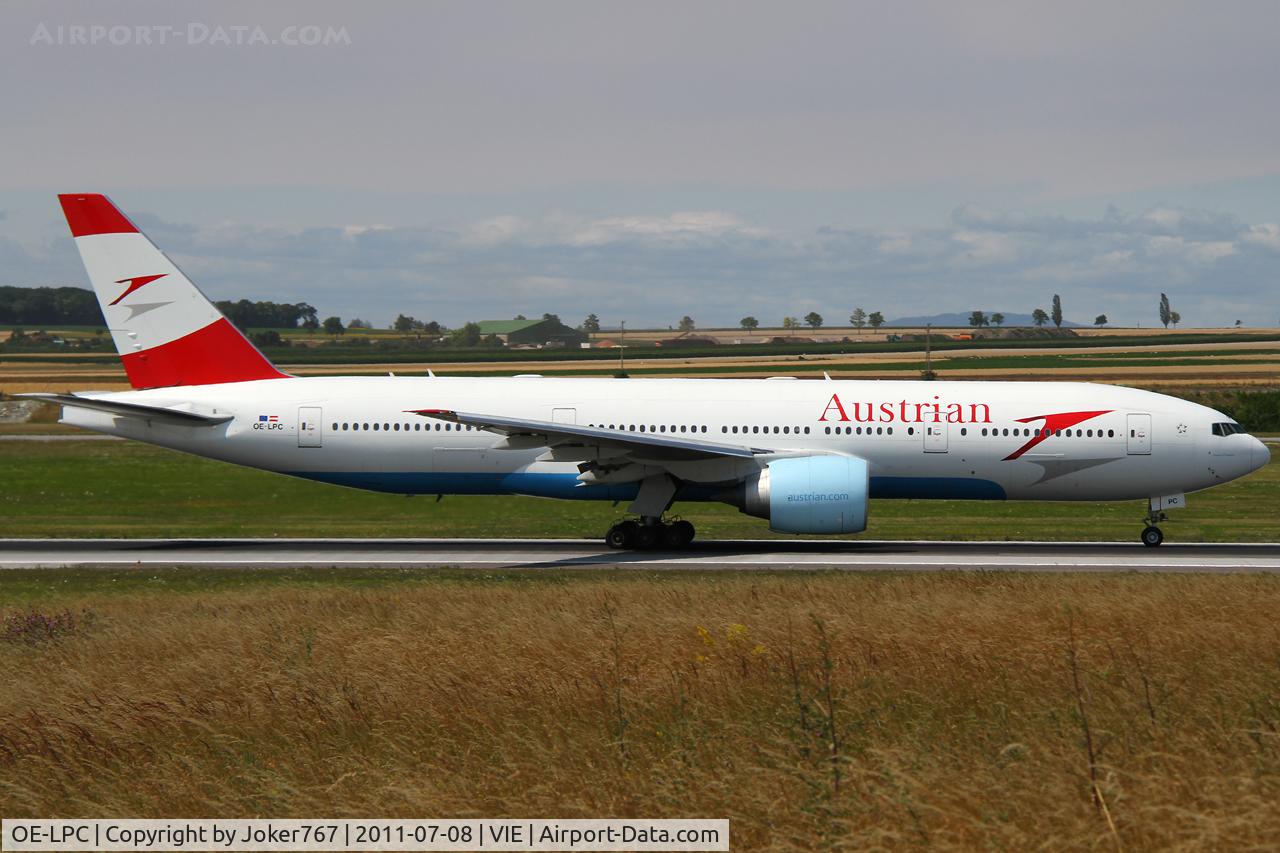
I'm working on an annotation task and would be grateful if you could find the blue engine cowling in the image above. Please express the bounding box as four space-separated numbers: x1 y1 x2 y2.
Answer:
737 455 869 534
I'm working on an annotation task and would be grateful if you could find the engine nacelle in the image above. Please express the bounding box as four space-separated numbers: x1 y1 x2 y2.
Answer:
736 455 869 534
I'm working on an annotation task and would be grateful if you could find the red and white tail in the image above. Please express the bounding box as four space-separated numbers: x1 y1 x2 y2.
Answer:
58 193 288 389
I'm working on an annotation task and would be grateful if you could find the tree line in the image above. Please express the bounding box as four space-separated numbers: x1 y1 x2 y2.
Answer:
0 286 1209 335
0 286 102 325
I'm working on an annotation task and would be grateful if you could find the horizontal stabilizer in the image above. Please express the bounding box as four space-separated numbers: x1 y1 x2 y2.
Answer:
17 393 234 426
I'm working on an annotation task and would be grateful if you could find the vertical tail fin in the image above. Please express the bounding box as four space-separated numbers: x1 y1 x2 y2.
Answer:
58 193 288 389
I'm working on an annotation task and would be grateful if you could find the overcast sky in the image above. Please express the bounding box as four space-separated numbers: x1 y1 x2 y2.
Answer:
3 0 1280 328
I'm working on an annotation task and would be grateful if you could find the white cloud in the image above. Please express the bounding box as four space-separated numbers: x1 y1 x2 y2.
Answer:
1242 223 1280 252
10 201 1279 329
951 230 1016 264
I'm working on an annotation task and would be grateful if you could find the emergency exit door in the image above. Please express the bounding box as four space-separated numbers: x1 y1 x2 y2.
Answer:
924 423 949 452
1126 413 1151 455
298 406 323 447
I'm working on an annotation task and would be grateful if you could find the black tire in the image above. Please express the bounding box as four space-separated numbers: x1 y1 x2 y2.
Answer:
670 519 696 548
605 521 638 550
1141 525 1164 547
635 524 659 550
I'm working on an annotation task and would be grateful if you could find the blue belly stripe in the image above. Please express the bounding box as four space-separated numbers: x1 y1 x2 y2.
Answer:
286 470 1005 501
284 470 639 500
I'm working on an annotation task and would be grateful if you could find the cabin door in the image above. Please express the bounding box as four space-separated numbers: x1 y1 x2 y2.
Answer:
1126 413 1152 455
552 408 577 425
924 423 948 453
298 407 323 448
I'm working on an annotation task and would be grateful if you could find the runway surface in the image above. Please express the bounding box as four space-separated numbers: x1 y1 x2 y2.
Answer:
2 538 1279 571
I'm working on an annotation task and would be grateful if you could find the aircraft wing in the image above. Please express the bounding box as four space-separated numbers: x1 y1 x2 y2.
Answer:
408 408 771 460
17 393 234 427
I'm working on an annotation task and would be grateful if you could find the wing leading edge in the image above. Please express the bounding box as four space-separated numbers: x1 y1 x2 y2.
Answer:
407 408 771 460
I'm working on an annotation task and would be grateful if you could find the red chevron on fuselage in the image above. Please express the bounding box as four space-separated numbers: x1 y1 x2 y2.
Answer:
1003 410 1113 461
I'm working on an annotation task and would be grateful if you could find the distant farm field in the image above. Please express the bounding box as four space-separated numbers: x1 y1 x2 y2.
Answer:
2 440 1277 542
3 334 1279 393
2 569 1279 849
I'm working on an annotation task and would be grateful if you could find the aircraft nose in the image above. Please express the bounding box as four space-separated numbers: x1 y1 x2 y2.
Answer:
1253 437 1272 472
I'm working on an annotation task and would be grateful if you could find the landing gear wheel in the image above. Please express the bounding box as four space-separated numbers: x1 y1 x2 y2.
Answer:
605 521 639 550
1141 525 1164 547
635 524 659 550
669 520 695 548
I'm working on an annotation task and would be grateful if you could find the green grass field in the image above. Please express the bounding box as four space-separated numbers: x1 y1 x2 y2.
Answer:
2 440 1276 541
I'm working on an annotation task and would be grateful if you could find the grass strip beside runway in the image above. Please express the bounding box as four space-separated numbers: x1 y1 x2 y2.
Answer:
1 440 1277 542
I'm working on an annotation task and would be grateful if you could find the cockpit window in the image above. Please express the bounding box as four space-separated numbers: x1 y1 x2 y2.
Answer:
1212 422 1246 436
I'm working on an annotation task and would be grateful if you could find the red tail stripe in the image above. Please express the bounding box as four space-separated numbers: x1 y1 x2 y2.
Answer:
58 193 139 238
120 318 288 389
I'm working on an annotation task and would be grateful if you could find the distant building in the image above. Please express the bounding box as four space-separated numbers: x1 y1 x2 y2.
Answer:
475 318 586 347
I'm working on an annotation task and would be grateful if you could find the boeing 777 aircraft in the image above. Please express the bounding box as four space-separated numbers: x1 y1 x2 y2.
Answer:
24 194 1271 549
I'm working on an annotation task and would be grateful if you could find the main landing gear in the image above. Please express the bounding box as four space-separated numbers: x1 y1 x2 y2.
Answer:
605 516 696 550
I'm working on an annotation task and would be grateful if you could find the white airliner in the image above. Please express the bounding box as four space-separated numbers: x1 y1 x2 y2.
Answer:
24 194 1270 548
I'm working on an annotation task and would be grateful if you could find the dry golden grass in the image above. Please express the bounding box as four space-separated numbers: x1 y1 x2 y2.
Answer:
2 571 1279 849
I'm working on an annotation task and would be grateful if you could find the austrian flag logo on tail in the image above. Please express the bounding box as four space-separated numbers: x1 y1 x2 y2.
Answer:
109 273 167 306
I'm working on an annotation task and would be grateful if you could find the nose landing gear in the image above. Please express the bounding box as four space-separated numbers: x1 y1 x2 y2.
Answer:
604 516 696 550
1141 508 1168 547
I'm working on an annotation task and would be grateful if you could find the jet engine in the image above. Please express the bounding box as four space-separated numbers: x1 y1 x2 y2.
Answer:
734 455 869 534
